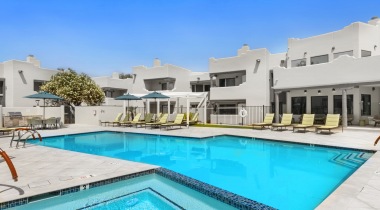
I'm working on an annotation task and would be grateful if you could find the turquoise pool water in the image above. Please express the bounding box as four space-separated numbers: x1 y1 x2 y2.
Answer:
16 174 235 210
30 131 373 209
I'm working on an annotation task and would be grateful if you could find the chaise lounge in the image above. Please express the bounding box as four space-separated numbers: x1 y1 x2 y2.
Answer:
160 114 185 130
293 114 315 132
251 113 274 129
100 113 123 127
315 114 340 134
271 114 293 131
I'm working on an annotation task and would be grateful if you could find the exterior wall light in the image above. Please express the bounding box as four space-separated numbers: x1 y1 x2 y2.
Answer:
373 87 376 91
256 59 261 62
18 70 23 74
375 45 377 50
304 90 307 94
332 88 335 92
318 90 321 95
331 46 335 52
304 52 307 57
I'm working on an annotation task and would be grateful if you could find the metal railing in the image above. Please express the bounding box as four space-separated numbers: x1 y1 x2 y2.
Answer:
126 105 271 125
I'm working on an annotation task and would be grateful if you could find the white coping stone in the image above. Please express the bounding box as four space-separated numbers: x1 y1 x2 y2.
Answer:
0 124 380 209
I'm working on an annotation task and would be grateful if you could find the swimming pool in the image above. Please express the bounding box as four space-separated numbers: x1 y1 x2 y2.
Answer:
14 173 238 210
30 131 373 209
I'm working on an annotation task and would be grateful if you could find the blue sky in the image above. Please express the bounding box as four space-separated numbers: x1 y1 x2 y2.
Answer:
0 0 379 76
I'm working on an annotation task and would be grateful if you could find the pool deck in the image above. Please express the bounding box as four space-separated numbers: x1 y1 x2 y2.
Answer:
1 124 380 209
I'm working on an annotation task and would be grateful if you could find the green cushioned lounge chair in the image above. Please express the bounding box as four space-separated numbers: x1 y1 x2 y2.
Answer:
121 113 141 127
293 114 315 132
145 113 169 129
131 113 154 128
101 113 123 127
316 114 340 134
271 114 293 131
252 113 274 129
160 114 185 130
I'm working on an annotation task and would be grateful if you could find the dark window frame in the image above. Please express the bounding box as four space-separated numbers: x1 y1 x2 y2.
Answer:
291 97 307 115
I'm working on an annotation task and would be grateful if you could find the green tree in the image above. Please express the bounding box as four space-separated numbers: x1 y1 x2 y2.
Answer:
41 69 105 106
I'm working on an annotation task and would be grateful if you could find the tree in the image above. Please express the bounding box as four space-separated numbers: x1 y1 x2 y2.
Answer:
41 69 105 106
119 73 133 79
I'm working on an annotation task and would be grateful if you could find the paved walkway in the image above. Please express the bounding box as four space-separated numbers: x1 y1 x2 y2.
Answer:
0 124 379 209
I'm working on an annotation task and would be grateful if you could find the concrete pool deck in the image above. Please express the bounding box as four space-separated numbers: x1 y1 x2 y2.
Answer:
0 124 380 209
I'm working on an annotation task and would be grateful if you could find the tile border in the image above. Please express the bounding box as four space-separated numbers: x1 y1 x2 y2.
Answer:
0 168 276 210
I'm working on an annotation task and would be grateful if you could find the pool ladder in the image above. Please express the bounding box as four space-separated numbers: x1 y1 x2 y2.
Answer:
0 148 18 181
10 128 42 148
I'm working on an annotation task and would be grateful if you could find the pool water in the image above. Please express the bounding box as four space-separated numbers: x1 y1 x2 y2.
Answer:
30 132 373 209
83 189 180 210
16 174 236 210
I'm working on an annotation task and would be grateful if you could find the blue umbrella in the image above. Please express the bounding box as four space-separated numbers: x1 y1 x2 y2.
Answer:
25 92 63 119
115 93 141 119
141 92 169 119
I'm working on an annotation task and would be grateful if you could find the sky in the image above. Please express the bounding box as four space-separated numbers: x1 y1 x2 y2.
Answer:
0 0 379 76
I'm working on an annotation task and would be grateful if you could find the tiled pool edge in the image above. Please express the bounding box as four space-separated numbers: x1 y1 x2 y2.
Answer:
0 168 276 210
155 168 276 210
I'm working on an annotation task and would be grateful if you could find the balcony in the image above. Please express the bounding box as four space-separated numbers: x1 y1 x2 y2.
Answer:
210 82 247 101
273 55 380 90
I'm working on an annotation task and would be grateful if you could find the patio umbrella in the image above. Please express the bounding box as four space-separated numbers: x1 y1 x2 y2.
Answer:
141 91 169 119
115 93 141 120
25 92 63 119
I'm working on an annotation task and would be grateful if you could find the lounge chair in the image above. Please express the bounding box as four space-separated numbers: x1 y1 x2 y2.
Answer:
183 113 199 126
100 113 123 127
121 113 141 127
145 113 169 129
293 114 315 132
373 115 380 127
315 114 340 134
251 113 274 129
131 113 154 128
271 114 293 131
117 114 130 127
160 114 185 130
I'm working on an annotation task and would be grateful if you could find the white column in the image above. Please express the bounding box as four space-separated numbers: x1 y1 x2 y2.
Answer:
0 105 3 128
176 98 180 113
147 99 150 114
186 97 190 127
167 98 171 122
342 89 348 128
204 96 207 124
275 91 280 123
157 100 160 116
123 101 126 118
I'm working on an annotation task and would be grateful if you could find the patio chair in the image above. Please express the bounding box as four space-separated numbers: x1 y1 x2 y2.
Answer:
121 113 141 127
293 114 315 132
116 114 130 127
251 113 274 129
315 114 340 134
30 117 43 130
45 117 57 129
131 113 154 128
373 115 380 127
160 114 185 130
145 113 169 129
188 112 199 125
271 114 293 131
100 113 123 127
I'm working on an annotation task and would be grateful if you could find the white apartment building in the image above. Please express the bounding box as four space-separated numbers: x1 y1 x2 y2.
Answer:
273 17 380 124
1 17 380 125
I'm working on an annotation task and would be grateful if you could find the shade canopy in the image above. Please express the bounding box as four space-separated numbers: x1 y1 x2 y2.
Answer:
141 91 169 99
25 91 62 100
115 93 141 101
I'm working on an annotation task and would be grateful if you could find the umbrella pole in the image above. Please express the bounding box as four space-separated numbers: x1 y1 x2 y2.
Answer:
43 98 46 119
127 101 130 120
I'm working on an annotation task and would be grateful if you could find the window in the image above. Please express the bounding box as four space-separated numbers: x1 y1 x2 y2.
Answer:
219 78 235 87
204 85 210 92
333 50 353 59
291 58 306 67
161 83 168 90
191 85 203 92
310 55 328 65
361 50 371 57
33 80 45 92
361 94 371 116
218 104 237 115
311 96 328 114
291 97 306 115
333 95 353 115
